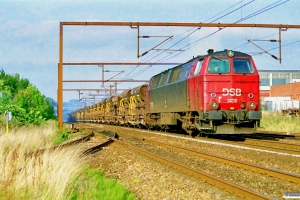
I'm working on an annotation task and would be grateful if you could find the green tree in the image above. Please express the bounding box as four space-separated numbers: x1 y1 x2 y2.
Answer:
11 84 56 125
0 70 29 97
0 69 56 126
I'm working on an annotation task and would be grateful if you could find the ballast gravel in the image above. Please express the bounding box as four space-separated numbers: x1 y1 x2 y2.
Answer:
85 124 300 200
91 143 240 200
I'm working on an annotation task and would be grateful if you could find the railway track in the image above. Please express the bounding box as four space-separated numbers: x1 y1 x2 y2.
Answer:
27 132 95 157
74 123 300 199
75 122 300 159
142 138 300 184
244 138 300 152
115 139 271 200
75 123 300 158
146 128 300 155
256 130 300 139
194 137 300 155
77 124 271 200
28 129 117 159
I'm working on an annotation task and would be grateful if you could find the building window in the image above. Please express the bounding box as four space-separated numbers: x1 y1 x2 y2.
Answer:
272 78 287 85
260 78 269 86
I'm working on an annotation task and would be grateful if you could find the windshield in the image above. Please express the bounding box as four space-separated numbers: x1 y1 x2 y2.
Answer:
233 59 254 74
208 58 230 73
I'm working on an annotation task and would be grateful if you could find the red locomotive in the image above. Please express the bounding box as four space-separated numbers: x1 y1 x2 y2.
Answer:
73 49 261 135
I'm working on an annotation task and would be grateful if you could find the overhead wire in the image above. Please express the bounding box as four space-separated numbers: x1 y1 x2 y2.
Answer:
121 19 200 80
144 0 254 64
233 0 290 23
187 0 288 49
232 32 278 50
252 39 300 56
158 0 290 63
92 0 292 102
119 0 291 87
121 0 253 81
125 0 256 79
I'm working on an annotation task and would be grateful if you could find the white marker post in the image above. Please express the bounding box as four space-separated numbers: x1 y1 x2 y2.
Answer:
4 111 12 136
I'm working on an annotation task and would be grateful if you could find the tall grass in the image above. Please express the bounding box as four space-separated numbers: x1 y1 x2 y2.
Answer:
0 122 135 200
0 122 87 199
260 111 300 134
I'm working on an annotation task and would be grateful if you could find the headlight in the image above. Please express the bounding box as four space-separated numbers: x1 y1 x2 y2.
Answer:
211 101 219 110
248 102 256 110
240 102 246 109
227 50 235 57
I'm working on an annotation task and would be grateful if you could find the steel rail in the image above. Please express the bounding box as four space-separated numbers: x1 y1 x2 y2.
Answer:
143 139 300 184
27 132 94 157
199 137 300 155
256 130 298 139
245 138 300 151
234 141 300 155
113 139 272 200
71 123 114 157
81 138 114 156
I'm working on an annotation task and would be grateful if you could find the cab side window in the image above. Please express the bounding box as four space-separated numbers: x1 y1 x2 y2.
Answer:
194 60 203 75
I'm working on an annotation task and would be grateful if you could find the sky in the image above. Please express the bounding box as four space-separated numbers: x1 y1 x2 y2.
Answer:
0 0 299 105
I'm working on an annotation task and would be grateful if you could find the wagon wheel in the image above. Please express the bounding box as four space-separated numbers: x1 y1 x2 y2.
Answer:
186 130 193 136
160 125 165 132
161 125 169 132
296 110 300 118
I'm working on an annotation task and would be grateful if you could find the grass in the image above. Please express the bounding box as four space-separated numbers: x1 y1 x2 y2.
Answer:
69 167 135 200
259 111 300 134
0 121 135 200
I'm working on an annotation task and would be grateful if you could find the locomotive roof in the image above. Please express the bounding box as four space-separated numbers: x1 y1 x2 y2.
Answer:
197 49 250 59
181 49 251 66
152 49 251 77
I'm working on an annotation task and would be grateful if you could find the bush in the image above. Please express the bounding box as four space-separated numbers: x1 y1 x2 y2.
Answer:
0 69 56 127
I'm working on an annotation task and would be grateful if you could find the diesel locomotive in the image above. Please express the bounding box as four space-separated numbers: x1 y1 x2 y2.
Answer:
72 49 261 135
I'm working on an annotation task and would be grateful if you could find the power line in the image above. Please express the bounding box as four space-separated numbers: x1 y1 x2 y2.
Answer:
204 0 245 23
158 0 290 63
234 0 290 23
125 1 256 79
121 0 290 84
232 32 278 50
251 39 300 56
145 0 255 64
